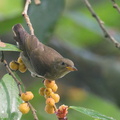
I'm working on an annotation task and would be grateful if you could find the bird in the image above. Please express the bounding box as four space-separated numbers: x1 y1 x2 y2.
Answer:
12 24 77 80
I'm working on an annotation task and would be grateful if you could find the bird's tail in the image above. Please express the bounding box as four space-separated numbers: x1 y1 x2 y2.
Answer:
12 24 29 50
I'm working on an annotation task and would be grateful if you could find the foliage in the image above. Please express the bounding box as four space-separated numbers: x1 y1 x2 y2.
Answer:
0 74 23 120
0 0 23 34
0 42 21 52
69 106 115 120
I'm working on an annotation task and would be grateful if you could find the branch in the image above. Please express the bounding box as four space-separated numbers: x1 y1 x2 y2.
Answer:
2 59 22 96
22 0 34 35
84 0 120 48
28 102 39 120
111 0 120 13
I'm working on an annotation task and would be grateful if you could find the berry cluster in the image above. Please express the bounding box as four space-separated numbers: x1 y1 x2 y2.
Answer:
19 91 34 114
39 80 60 114
9 57 27 73
9 57 69 118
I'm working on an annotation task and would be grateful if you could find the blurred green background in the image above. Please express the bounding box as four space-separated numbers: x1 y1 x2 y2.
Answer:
0 0 120 119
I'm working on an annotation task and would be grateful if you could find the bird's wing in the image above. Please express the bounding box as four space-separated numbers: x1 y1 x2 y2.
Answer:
26 38 63 76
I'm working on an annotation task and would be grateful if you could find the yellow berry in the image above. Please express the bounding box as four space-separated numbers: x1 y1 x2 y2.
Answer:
19 103 30 114
45 105 55 114
46 98 55 106
44 80 55 88
19 63 27 73
9 61 19 70
17 57 23 64
44 88 53 97
21 91 34 101
39 87 45 96
51 93 60 103
51 84 58 92
44 95 49 99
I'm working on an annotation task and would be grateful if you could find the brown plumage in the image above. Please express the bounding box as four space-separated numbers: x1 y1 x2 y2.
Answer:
12 24 77 80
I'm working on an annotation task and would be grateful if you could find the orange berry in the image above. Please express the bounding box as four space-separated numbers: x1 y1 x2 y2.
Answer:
51 93 60 103
44 88 53 97
39 87 45 96
46 98 55 106
9 61 19 70
44 80 55 88
19 103 30 114
51 84 58 92
45 105 55 114
17 57 23 64
19 63 27 73
21 91 34 101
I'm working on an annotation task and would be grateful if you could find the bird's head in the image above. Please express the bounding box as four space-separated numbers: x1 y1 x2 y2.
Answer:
51 58 77 79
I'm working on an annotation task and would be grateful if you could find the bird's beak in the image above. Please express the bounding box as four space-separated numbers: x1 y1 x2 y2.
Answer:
66 66 78 71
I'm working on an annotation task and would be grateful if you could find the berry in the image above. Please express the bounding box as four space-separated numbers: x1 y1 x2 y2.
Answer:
51 93 60 103
44 88 53 97
46 98 55 106
51 84 58 92
19 63 27 73
44 80 55 88
45 105 55 114
59 105 68 111
19 103 30 114
56 105 68 118
44 95 49 99
21 91 34 101
39 87 45 96
17 57 23 64
9 61 19 70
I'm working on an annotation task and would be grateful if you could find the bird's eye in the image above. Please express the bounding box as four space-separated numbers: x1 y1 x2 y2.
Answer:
61 62 65 65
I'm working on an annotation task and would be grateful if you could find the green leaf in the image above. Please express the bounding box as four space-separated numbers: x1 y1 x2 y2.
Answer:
0 74 23 120
0 42 21 52
0 16 23 34
0 0 22 18
0 0 23 34
69 106 115 120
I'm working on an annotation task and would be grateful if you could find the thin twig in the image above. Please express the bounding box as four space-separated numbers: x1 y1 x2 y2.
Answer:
1 51 4 62
22 0 34 35
34 0 41 5
28 102 39 120
53 104 58 112
84 0 120 48
2 59 22 96
111 0 120 13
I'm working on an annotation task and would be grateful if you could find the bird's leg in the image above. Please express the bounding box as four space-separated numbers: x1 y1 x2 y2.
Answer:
31 72 44 79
